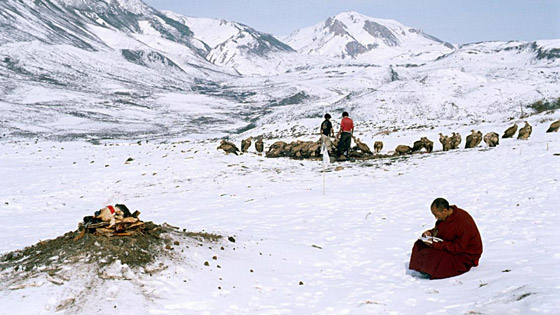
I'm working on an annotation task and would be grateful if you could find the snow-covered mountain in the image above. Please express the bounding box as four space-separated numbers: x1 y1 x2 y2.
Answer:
0 0 256 140
0 0 559 142
161 12 296 75
284 11 454 62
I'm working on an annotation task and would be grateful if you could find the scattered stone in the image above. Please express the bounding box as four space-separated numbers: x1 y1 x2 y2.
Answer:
204 261 210 266
228 236 236 243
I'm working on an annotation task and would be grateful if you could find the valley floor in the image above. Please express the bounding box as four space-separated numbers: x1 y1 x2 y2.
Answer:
0 119 559 314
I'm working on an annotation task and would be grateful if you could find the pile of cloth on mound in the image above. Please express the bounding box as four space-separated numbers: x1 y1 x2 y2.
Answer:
75 204 144 240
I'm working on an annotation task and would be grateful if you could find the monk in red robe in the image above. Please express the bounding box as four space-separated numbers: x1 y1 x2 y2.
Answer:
409 198 483 279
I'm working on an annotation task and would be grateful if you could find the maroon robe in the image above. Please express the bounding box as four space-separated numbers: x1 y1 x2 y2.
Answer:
409 206 483 279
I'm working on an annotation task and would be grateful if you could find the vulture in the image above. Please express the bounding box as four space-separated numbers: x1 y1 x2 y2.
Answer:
439 133 452 151
502 124 518 138
450 132 462 149
473 131 483 147
241 137 252 153
266 141 287 158
354 137 372 154
546 120 560 133
217 140 239 155
483 132 500 147
395 145 412 155
374 141 383 153
255 137 264 153
412 137 433 153
422 137 434 153
412 139 424 152
465 130 478 149
517 121 532 140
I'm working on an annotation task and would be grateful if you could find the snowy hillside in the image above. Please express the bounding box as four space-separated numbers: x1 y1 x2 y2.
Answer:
1 0 559 142
1 114 559 313
283 11 454 62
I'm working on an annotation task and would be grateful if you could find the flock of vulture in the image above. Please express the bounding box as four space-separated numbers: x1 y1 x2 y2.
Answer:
217 119 560 160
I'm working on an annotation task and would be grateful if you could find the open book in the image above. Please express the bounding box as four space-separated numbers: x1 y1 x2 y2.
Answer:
419 236 443 243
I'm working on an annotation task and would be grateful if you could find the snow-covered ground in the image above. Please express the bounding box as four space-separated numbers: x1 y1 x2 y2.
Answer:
1 114 559 314
1 1 560 312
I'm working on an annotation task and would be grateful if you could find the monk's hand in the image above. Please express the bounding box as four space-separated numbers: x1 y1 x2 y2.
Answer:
422 230 433 237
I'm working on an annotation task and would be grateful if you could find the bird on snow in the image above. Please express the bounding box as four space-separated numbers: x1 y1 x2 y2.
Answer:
395 144 412 155
266 141 287 158
413 137 434 153
450 132 462 149
483 132 500 147
465 130 483 149
217 140 239 155
439 133 452 151
546 120 560 133
374 141 383 154
255 137 264 154
473 130 483 147
502 124 518 138
241 137 252 153
517 121 532 140
422 137 434 153
353 137 372 154
412 138 424 152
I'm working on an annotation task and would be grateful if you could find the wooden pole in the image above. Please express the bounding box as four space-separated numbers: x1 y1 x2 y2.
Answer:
323 162 326 195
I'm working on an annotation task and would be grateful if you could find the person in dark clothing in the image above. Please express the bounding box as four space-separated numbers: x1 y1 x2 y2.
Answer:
409 198 483 279
320 113 334 153
336 111 354 157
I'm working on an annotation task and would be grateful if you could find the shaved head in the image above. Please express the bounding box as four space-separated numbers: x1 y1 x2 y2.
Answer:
431 198 450 211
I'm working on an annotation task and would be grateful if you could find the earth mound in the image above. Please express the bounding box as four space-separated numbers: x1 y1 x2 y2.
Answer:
0 222 223 289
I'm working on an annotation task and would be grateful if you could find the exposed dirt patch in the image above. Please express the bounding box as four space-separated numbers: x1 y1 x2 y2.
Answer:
0 222 223 281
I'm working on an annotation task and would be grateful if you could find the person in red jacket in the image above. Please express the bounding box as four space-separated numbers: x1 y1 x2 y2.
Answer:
336 111 354 157
409 198 483 279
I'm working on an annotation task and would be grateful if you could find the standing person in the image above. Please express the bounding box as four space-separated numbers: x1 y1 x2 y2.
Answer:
409 198 483 280
319 113 334 153
336 111 354 157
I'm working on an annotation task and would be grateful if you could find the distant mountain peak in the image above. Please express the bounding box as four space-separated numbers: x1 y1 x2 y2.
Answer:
284 11 454 60
161 12 294 73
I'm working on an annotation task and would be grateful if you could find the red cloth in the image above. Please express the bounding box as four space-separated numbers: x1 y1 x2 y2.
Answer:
340 117 354 132
409 206 482 279
107 205 115 214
